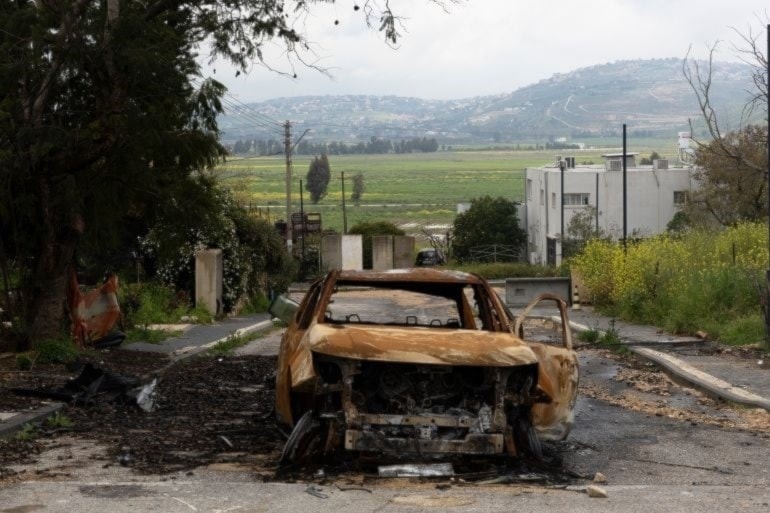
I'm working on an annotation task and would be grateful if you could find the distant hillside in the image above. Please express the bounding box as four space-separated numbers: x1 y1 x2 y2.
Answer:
218 58 754 145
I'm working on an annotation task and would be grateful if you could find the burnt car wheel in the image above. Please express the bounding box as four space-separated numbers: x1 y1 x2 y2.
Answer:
280 411 322 464
514 416 543 460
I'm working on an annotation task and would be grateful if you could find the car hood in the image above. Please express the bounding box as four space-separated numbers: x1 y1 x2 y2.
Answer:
306 324 539 366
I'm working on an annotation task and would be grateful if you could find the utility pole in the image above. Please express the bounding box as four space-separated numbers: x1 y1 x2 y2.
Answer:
622 123 628 252
559 157 565 264
765 24 770 348
341 172 348 234
284 120 293 252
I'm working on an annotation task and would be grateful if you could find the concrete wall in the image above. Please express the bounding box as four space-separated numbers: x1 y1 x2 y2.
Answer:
372 236 394 271
195 249 223 315
323 234 363 270
372 235 415 270
393 236 416 268
505 277 571 307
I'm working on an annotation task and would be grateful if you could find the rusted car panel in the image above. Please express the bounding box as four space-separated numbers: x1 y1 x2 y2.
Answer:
272 269 579 462
307 325 540 366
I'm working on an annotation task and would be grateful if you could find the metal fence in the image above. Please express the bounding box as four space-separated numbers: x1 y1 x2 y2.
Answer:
468 245 524 263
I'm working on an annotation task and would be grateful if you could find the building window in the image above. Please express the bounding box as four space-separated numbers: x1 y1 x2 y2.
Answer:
540 189 544 206
526 179 533 201
564 193 590 206
551 192 556 209
674 191 689 205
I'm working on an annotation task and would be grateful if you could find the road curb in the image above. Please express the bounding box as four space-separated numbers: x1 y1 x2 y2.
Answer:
0 402 65 438
630 347 770 412
171 319 275 356
550 316 770 412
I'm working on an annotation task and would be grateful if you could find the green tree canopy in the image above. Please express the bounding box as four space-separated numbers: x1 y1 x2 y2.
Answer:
452 196 526 263
306 154 331 204
351 173 366 206
683 125 769 227
0 0 430 344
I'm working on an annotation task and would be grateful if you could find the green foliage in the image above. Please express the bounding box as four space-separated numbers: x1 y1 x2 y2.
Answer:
306 154 331 204
14 423 36 442
686 125 769 227
208 330 265 355
666 211 692 235
572 223 768 345
36 339 82 365
714 314 766 347
239 294 271 314
348 221 405 269
45 412 74 429
15 352 37 371
639 151 662 165
121 283 189 327
351 173 366 205
452 196 526 263
576 327 601 344
140 178 295 312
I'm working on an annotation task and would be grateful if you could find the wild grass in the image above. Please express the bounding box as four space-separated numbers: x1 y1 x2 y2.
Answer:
572 222 769 347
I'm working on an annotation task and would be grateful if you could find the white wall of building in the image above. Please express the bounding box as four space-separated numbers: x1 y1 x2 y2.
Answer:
524 164 695 265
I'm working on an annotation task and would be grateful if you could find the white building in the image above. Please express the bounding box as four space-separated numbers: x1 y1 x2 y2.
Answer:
523 155 696 265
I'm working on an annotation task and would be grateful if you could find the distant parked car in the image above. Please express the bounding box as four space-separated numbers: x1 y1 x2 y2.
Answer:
415 248 446 266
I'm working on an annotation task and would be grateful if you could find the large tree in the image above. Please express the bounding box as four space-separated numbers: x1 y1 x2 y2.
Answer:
683 125 769 226
0 0 439 344
452 196 526 263
682 22 768 226
306 154 331 204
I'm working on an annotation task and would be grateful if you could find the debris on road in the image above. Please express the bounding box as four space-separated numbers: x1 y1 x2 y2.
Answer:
593 471 607 483
378 463 455 478
305 484 329 499
12 363 149 408
586 485 608 498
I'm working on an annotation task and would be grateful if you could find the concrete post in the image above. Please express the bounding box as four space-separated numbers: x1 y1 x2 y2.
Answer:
393 236 416 268
322 234 363 270
341 235 363 270
372 236 394 271
195 249 223 315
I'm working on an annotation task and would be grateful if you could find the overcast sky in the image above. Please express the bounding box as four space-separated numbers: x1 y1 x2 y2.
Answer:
202 0 769 103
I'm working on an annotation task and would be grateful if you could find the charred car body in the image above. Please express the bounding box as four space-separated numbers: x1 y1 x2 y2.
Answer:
271 269 579 463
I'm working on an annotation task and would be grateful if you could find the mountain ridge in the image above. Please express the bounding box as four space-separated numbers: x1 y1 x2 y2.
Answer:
219 58 754 144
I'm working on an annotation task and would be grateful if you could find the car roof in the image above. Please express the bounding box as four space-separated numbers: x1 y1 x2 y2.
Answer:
335 268 483 285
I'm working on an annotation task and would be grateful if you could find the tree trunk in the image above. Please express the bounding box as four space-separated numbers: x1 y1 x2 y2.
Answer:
22 179 82 347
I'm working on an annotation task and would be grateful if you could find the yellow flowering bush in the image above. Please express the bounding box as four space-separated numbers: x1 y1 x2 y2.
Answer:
571 222 768 343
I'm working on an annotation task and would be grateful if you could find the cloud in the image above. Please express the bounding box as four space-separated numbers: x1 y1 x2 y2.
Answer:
204 0 769 102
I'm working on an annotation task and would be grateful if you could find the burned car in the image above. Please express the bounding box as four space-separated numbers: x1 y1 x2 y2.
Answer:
271 269 578 463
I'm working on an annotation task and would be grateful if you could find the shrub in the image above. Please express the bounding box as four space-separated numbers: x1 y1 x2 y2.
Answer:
571 222 768 345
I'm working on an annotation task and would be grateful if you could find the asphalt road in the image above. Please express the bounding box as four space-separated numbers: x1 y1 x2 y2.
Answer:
2 291 770 511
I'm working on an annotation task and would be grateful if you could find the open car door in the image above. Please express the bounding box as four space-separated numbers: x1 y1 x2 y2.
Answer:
513 294 579 441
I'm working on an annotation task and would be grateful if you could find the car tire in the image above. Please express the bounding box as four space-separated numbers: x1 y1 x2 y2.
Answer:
280 410 320 464
514 416 543 461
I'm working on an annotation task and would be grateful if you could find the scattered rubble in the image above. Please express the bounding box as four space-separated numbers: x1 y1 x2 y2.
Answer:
586 485 608 498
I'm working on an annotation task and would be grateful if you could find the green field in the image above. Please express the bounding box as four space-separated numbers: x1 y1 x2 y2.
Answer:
214 143 678 236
